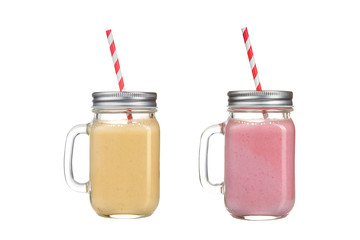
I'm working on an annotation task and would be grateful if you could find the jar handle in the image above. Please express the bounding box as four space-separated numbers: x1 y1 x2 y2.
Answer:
63 124 89 193
198 123 224 194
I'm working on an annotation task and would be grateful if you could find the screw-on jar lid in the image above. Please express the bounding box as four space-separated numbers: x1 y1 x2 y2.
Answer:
92 91 157 109
228 90 293 108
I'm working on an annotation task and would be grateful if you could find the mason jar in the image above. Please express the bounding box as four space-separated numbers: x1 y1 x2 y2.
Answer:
64 91 160 218
199 90 295 220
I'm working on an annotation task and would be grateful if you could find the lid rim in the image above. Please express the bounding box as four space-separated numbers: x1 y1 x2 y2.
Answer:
228 90 293 108
92 91 157 109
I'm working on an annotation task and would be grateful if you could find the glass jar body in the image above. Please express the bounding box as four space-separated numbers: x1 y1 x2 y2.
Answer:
224 108 295 220
88 109 160 218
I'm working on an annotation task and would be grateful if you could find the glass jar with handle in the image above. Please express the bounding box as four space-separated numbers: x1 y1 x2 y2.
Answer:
64 91 160 218
199 90 295 220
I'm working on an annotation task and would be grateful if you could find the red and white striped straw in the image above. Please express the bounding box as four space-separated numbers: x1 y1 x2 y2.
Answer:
106 29 132 120
242 27 262 91
106 29 125 91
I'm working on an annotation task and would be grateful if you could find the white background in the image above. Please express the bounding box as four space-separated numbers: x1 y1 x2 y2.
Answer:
0 0 359 239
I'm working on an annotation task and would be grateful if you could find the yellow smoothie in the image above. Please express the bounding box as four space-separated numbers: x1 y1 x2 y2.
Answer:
89 118 160 218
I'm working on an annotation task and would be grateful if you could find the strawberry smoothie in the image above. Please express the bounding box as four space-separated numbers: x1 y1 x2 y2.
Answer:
224 118 295 219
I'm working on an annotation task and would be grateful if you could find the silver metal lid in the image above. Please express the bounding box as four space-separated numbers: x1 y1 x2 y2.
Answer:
228 90 293 108
92 91 157 109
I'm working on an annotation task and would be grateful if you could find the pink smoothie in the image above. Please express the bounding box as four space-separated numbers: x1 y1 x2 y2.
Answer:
224 118 295 218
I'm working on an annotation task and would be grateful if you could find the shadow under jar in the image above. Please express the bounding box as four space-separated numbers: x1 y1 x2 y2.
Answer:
199 90 295 221
64 91 160 219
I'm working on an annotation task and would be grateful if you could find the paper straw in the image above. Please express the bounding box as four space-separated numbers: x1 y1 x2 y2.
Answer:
106 29 132 120
241 27 262 91
241 27 268 119
106 29 125 91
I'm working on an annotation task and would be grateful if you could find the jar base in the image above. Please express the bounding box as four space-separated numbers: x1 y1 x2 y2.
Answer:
98 213 150 219
231 214 288 221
